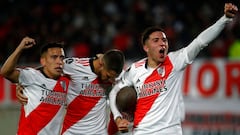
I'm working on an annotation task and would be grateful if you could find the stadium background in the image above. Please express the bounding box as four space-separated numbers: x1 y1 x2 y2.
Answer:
0 0 239 134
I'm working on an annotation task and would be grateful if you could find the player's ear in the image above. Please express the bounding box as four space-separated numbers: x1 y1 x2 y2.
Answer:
143 44 149 53
99 57 104 68
40 57 46 66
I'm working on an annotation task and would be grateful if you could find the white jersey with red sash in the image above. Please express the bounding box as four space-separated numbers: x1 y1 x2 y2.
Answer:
61 57 111 135
110 16 232 135
17 67 69 135
120 56 185 135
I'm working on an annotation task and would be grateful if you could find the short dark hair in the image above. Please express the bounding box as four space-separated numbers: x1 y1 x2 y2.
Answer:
40 42 65 56
103 49 125 75
141 26 164 46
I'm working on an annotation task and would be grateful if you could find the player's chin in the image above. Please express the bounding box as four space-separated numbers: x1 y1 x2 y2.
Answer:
101 78 108 83
54 69 63 75
55 67 63 72
158 57 166 63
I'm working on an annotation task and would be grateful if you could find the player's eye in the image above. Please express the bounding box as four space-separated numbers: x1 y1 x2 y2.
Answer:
153 38 159 42
60 56 65 60
162 38 168 43
51 55 58 59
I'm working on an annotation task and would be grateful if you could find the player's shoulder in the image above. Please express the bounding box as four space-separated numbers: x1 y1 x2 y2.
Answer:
19 67 43 81
63 57 93 75
129 58 147 70
64 57 90 66
124 58 147 76
19 67 38 73
168 48 186 60
167 48 189 70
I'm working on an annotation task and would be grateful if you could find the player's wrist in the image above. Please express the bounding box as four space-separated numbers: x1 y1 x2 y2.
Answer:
115 116 122 123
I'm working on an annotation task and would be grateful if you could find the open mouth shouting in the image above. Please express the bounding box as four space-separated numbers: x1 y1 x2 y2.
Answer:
159 48 165 58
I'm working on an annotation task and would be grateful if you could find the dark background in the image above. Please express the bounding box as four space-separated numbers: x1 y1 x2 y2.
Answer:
0 0 239 65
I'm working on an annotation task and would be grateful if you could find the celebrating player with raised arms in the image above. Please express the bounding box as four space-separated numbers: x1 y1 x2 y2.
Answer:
109 3 238 135
0 37 70 135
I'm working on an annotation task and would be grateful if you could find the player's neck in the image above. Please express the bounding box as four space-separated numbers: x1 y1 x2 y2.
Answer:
40 67 60 80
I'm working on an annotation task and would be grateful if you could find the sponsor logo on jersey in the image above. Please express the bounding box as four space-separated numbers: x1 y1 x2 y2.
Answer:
39 83 67 106
138 79 167 98
40 91 67 106
78 83 110 97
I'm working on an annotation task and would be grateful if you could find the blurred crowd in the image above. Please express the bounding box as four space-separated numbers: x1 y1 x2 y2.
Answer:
0 0 239 65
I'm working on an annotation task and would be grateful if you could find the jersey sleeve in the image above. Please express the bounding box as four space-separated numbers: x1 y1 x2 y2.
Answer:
185 15 232 62
169 15 232 71
63 57 81 76
18 68 37 86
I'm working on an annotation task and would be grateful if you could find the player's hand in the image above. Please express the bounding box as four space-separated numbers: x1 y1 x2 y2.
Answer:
16 84 28 105
224 3 238 18
115 117 130 132
17 36 36 51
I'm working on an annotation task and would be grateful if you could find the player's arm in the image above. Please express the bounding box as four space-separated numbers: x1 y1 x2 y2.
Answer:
110 66 133 119
109 68 133 131
109 84 130 132
0 37 36 83
109 84 124 120
185 3 238 61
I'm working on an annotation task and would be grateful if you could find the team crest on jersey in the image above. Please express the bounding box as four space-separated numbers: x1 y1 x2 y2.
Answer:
157 66 165 77
60 81 67 91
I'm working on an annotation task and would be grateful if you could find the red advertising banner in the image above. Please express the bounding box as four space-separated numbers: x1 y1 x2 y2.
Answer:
0 76 4 102
181 59 240 135
0 75 18 106
183 59 240 98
